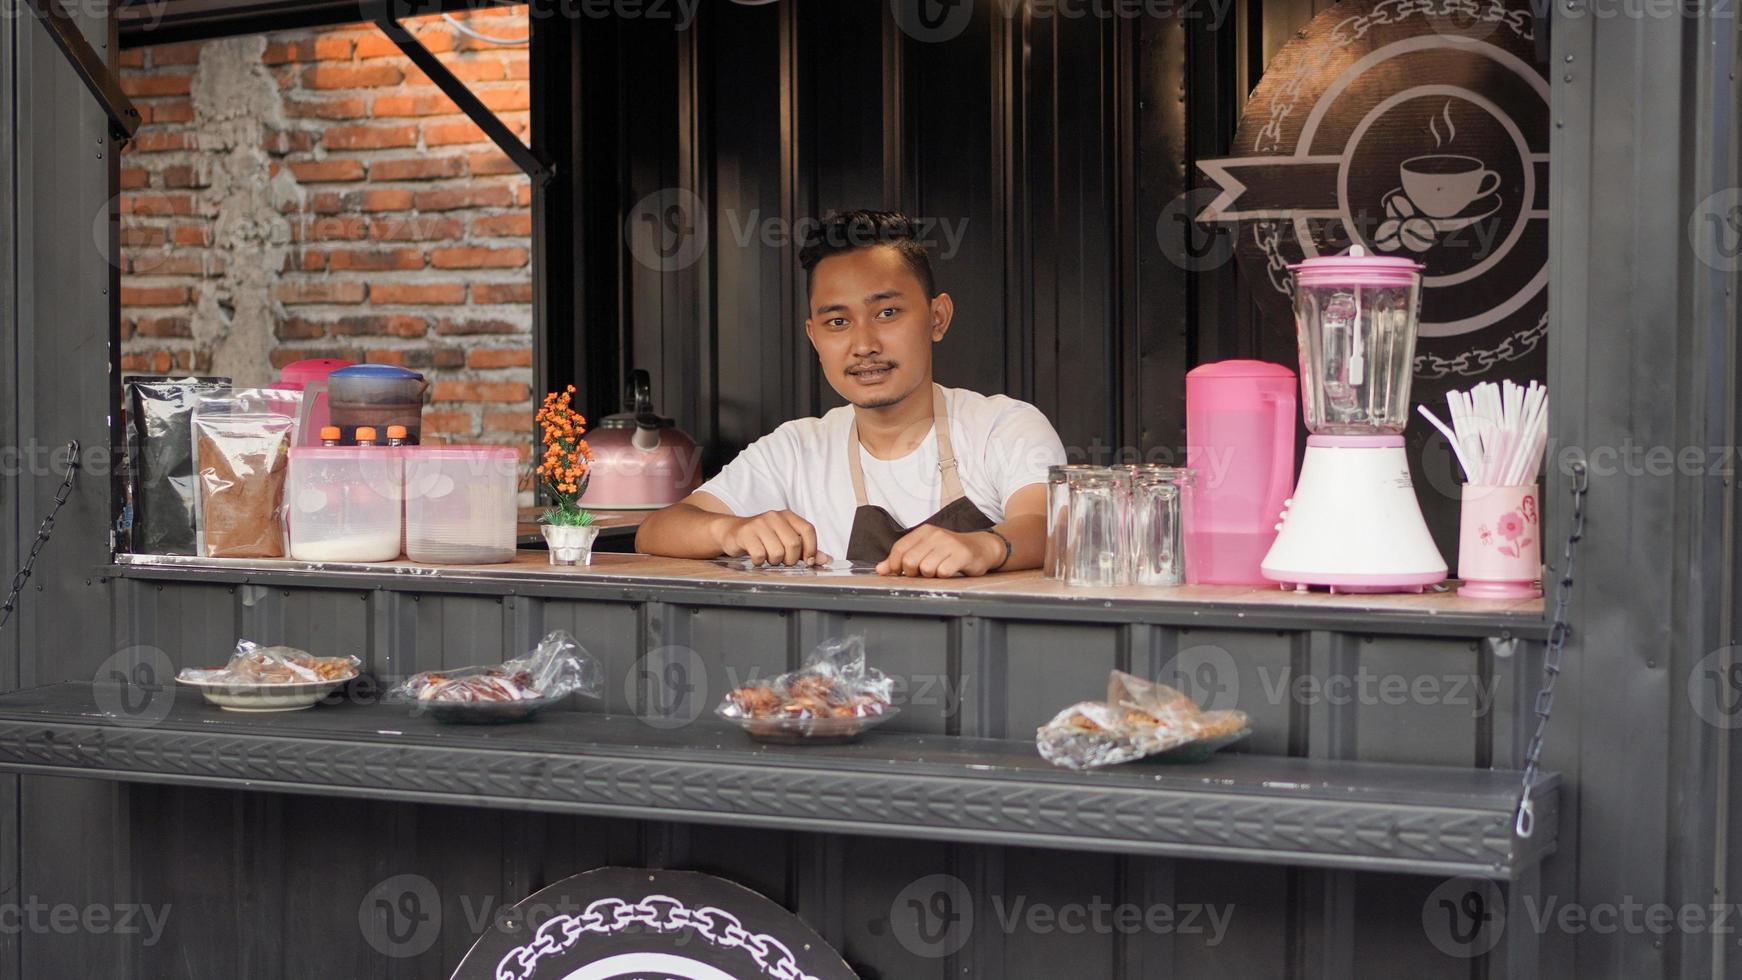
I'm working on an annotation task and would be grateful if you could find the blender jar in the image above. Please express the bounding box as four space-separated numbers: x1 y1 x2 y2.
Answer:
1291 249 1423 434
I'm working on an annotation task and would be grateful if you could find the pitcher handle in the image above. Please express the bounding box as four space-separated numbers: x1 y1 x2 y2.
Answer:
1264 391 1297 515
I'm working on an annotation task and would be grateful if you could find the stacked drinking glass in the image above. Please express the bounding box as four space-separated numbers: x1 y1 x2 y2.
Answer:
1047 464 1195 588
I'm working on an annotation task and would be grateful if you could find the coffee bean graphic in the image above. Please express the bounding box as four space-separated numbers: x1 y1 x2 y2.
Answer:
1400 217 1437 253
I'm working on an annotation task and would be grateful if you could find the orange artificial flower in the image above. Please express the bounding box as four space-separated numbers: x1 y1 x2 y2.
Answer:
536 387 595 515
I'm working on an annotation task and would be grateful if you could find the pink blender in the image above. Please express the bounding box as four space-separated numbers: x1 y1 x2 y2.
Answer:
1185 361 1296 585
1261 247 1447 592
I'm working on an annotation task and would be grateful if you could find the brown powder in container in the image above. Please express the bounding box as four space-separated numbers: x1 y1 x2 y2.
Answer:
195 415 292 558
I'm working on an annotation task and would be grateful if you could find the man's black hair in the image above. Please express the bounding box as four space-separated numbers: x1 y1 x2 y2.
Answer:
798 210 936 299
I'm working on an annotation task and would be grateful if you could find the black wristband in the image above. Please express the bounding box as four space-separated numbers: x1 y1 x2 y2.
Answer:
983 528 1013 572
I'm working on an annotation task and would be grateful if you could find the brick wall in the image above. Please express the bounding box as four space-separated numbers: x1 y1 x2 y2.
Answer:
119 8 535 456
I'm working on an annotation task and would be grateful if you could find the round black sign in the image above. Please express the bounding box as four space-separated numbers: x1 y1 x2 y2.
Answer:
449 868 858 980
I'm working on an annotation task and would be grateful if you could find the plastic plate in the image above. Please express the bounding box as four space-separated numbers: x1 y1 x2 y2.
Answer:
716 706 900 744
413 693 569 725
175 674 354 712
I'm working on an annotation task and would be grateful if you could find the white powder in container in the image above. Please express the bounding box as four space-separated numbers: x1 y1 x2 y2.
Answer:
290 530 402 563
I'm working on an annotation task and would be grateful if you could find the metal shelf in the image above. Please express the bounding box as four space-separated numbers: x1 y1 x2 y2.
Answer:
0 683 1557 879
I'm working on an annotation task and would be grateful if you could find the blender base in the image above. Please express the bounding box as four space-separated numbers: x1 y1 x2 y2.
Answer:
1276 572 1443 595
1261 436 1447 593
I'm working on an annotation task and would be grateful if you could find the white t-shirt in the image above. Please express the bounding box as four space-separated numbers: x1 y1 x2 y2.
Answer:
696 386 1067 560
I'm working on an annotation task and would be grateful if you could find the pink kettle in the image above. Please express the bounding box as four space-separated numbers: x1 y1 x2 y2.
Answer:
582 369 703 509
1185 360 1297 584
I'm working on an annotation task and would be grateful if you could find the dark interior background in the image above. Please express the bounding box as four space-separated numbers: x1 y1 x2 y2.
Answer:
534 0 1548 558
539 0 1240 465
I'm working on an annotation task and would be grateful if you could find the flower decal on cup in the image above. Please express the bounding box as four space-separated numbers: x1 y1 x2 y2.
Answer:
1488 495 1537 558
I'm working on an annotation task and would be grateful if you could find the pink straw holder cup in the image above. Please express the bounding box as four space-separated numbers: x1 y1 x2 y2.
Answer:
1457 484 1543 599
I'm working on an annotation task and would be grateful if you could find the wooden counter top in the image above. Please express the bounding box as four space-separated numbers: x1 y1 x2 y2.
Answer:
111 550 1546 638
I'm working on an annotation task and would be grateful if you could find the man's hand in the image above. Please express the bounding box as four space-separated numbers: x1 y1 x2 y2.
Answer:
712 510 822 566
876 525 1004 578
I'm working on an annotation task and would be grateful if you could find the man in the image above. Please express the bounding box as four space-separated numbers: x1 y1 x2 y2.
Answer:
636 210 1065 578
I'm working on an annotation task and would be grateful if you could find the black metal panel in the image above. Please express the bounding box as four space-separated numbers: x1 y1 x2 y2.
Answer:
7 2 131 975
1349 872 1469 980
546 1 1207 469
1547 3 1736 978
1169 859 1292 976
0 9 18 975
995 622 1122 736
1351 636 1486 768
698 0 792 450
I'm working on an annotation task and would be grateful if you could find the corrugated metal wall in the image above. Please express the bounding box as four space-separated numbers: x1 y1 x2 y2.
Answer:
2 3 132 978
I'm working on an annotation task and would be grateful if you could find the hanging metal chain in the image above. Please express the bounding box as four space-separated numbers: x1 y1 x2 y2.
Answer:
1515 459 1588 839
0 441 81 633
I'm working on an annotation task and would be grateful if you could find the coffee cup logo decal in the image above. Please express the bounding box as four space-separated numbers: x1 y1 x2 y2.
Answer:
1398 154 1501 220
1192 0 1548 381
1370 102 1506 255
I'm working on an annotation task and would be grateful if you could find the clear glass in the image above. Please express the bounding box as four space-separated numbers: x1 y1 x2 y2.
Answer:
1065 469 1129 588
1047 465 1102 581
1294 280 1421 434
1126 468 1194 587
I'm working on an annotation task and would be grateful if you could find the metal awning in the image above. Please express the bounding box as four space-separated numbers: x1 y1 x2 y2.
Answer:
117 0 522 46
112 0 551 184
24 0 141 140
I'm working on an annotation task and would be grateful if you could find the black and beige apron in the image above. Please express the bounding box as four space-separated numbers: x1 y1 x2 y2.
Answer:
844 385 997 563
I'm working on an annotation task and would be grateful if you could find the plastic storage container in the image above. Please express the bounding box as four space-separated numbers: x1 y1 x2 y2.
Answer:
328 364 427 445
403 446 518 564
1184 360 1296 584
286 447 403 562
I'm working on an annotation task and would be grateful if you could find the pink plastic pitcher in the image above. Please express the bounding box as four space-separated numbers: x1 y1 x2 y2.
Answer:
1185 360 1297 585
271 358 353 447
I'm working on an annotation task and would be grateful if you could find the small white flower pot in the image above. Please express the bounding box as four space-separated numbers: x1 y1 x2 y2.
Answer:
541 524 600 566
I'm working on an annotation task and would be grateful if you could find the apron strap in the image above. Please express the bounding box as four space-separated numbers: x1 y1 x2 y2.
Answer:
846 385 965 508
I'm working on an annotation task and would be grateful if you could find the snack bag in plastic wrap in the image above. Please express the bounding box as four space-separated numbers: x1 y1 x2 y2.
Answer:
1035 671 1250 770
716 635 898 742
176 639 361 686
387 629 603 723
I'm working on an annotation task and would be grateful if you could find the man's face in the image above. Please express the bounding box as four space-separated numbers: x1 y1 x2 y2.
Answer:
803 245 953 410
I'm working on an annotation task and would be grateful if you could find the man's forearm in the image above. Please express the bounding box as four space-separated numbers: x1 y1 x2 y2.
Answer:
986 513 1047 572
635 503 730 558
